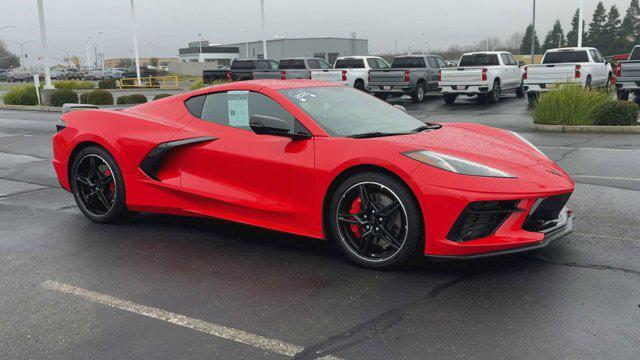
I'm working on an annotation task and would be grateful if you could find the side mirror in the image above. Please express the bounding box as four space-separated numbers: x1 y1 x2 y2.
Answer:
249 115 311 140
394 104 407 113
518 61 526 67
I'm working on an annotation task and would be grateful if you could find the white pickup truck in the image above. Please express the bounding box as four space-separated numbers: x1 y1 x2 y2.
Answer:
310 56 390 90
439 51 525 104
523 47 612 103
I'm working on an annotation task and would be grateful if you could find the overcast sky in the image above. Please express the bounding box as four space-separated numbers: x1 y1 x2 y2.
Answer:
0 0 634 62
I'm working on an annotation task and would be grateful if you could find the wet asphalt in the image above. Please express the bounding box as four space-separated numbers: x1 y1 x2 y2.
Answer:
0 94 639 359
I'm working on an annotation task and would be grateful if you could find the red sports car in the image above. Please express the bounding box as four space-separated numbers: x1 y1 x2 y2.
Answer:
52 80 574 269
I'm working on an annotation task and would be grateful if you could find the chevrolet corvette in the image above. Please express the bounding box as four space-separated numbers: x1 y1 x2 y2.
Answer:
52 80 574 269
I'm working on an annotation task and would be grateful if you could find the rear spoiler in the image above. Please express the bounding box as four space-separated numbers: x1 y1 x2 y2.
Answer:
62 103 99 114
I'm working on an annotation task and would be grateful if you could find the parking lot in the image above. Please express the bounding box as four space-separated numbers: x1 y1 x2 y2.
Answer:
1 94 639 359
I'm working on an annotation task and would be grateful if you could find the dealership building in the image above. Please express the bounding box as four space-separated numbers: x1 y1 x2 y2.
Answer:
177 36 369 66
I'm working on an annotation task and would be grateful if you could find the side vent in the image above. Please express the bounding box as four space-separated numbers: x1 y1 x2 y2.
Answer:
139 136 217 180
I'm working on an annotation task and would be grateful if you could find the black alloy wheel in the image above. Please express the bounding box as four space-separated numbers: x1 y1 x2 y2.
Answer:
329 173 421 269
412 83 426 103
71 146 133 223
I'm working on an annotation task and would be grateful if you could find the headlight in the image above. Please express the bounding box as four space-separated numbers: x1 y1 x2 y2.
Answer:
508 131 548 158
403 150 515 178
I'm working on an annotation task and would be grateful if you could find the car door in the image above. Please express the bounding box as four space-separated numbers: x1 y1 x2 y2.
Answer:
426 57 440 90
500 53 518 89
174 90 316 234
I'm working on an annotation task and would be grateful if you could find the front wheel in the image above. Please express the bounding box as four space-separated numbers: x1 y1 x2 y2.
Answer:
71 146 135 223
411 83 426 103
328 172 422 269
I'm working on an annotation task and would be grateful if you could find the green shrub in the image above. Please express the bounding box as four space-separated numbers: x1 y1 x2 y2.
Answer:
595 101 639 126
85 89 114 105
533 84 612 125
79 92 88 103
116 94 147 105
3 85 38 105
53 80 94 90
49 89 78 107
153 93 172 100
98 79 116 89
190 79 205 91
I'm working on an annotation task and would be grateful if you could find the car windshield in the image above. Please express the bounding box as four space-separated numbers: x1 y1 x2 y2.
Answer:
391 57 425 68
459 54 500 66
542 51 589 63
335 58 365 68
278 87 427 137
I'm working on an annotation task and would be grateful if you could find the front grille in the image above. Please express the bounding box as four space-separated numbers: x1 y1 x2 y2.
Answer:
447 200 521 242
522 193 572 232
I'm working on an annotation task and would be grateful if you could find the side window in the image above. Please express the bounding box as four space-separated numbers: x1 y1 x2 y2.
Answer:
500 54 510 66
255 61 269 69
198 91 304 134
507 54 518 66
435 57 447 68
427 57 438 68
185 95 206 118
594 50 605 63
367 58 379 69
307 59 320 69
270 60 279 69
319 59 332 69
376 58 390 69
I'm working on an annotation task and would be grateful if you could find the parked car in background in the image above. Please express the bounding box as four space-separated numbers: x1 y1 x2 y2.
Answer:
439 51 525 104
83 69 104 81
7 69 31 82
311 56 390 91
102 68 124 80
64 68 82 80
524 47 612 104
122 66 158 79
614 45 640 100
202 59 278 83
368 54 447 102
50 69 65 80
254 57 332 80
0 69 7 81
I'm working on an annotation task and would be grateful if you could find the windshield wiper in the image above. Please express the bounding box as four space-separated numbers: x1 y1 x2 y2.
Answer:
347 131 408 139
411 123 442 132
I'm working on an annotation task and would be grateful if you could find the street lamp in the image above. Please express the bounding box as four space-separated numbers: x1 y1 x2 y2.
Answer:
198 33 204 62
9 40 35 70
260 0 267 59
129 0 142 85
243 29 249 59
97 31 105 69
531 0 536 63
86 35 93 69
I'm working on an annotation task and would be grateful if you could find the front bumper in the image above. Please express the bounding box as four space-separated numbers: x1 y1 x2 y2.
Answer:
428 207 572 260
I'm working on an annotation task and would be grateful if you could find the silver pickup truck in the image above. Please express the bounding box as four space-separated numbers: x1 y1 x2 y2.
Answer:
615 45 640 100
368 55 446 102
253 57 332 80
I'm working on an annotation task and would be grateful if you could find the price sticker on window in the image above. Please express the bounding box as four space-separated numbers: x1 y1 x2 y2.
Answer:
227 91 249 127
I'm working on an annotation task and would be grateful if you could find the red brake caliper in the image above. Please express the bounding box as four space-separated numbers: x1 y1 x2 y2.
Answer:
104 169 114 192
349 197 362 238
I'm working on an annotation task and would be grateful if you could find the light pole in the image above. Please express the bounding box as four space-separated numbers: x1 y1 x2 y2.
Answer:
86 35 93 69
198 33 204 62
97 31 105 69
36 0 53 89
530 0 536 63
578 0 584 47
243 29 249 59
260 0 267 59
422 32 426 55
10 41 34 70
129 0 142 85
424 40 429 56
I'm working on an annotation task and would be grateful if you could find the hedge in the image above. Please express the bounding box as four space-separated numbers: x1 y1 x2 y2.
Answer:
153 93 172 100
49 89 79 107
533 85 612 125
594 101 639 126
116 94 147 104
98 79 116 89
53 80 94 90
3 85 38 105
84 89 114 105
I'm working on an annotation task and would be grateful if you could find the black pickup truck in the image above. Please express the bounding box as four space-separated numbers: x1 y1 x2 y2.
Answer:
202 59 279 83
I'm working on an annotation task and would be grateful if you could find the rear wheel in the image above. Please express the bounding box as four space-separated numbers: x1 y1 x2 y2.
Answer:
374 93 389 101
411 82 426 103
515 81 525 98
585 75 592 88
328 172 421 269
443 93 457 104
527 92 538 106
617 91 629 101
488 81 501 104
354 80 365 91
71 146 135 223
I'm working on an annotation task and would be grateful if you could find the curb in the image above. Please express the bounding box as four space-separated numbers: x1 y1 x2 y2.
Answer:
532 123 640 134
1 104 62 112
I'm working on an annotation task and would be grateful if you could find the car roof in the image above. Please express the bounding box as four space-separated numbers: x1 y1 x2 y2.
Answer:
546 47 596 52
336 56 380 60
461 51 509 56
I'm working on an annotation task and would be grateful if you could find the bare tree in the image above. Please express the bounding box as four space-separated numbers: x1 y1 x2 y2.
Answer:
505 32 525 54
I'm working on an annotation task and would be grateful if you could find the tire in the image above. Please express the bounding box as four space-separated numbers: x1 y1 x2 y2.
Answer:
515 82 525 98
617 91 629 101
527 92 538 106
354 80 365 91
443 93 457 104
70 146 135 223
488 80 500 104
585 75 592 88
374 93 389 101
411 82 426 103
328 172 422 269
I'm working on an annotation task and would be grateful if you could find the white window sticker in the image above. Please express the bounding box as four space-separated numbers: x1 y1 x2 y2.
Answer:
292 90 317 102
227 91 249 127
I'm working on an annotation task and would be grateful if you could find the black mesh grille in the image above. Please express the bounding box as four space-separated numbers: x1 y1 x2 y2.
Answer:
447 200 521 242
522 193 572 232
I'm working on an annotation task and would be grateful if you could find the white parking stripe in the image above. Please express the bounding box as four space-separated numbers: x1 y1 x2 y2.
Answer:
42 280 340 358
571 175 640 182
539 146 640 152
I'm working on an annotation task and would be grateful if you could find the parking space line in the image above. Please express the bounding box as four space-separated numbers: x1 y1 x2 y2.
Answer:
539 146 640 152
571 175 640 182
42 280 341 359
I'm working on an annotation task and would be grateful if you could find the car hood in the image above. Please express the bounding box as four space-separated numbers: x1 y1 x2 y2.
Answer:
376 123 548 172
